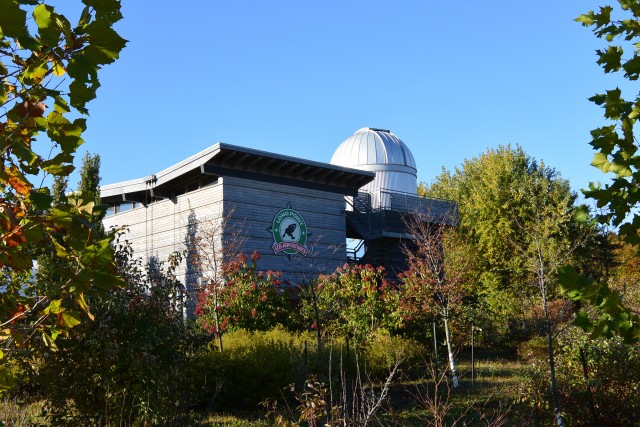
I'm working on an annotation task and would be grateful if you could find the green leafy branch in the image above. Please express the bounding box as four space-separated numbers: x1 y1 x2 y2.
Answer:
559 0 640 344
559 265 640 343
0 0 126 391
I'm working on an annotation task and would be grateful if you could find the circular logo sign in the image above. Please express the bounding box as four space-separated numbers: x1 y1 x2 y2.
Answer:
272 208 308 256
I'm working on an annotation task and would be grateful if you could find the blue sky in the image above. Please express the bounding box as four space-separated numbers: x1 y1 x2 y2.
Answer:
70 0 615 195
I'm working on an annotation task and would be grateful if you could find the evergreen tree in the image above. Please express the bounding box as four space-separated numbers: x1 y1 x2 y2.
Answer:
78 152 101 206
51 175 68 207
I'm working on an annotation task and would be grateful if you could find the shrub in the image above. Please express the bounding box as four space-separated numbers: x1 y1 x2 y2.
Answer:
362 331 423 380
516 336 548 363
190 327 315 409
189 327 423 411
515 327 640 426
13 243 188 426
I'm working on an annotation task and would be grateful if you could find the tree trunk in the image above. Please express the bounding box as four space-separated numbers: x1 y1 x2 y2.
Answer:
213 288 223 352
542 285 563 426
309 281 323 361
443 315 459 388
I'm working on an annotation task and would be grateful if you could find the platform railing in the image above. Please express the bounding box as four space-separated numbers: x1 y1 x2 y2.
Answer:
350 189 457 224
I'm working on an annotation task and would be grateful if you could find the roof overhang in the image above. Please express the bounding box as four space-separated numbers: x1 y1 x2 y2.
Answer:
101 143 375 204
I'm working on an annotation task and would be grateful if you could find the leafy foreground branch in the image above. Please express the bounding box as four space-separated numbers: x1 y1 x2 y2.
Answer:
0 0 126 390
562 1 640 342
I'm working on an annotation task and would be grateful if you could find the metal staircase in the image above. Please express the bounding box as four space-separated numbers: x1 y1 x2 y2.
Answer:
344 190 457 275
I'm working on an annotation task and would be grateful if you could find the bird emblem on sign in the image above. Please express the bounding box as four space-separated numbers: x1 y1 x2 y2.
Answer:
282 223 297 240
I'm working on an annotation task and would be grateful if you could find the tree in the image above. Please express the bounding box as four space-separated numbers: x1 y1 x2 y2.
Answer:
51 175 68 207
78 151 101 206
422 146 575 334
511 195 581 427
301 263 400 349
608 233 640 314
399 214 475 388
36 151 103 289
578 1 640 245
22 235 188 425
188 208 243 350
0 0 126 389
558 1 640 344
196 251 290 341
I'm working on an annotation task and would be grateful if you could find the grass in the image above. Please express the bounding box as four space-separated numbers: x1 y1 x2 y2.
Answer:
376 358 529 426
1 352 534 426
0 399 45 427
193 357 532 426
197 411 270 426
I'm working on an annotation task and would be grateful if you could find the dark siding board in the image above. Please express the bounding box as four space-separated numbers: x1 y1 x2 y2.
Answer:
223 176 345 202
227 197 344 212
228 204 345 222
225 201 344 221
231 239 343 269
224 229 347 254
226 235 346 253
246 253 345 279
223 222 346 240
221 177 348 281
227 215 346 235
227 229 346 245
223 185 345 222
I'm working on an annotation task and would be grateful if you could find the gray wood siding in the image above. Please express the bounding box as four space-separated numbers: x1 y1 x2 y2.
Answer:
102 176 351 316
102 183 224 283
221 176 348 283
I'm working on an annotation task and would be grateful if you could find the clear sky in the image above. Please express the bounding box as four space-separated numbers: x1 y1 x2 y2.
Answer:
69 0 616 195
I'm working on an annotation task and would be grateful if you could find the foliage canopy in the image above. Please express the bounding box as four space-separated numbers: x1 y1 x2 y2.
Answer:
421 145 575 322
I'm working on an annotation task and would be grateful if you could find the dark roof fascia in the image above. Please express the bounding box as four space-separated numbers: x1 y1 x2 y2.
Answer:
203 143 375 196
201 164 361 196
101 143 375 203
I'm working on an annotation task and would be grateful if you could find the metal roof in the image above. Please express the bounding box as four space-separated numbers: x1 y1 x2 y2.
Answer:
330 128 417 172
330 128 418 197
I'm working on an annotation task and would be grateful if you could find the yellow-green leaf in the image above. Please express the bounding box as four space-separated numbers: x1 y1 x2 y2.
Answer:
52 60 66 77
60 312 81 329
592 152 610 172
44 299 64 315
76 293 94 321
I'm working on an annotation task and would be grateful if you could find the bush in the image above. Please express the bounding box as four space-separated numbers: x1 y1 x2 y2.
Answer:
517 336 548 363
362 331 423 380
189 327 424 411
190 327 315 409
515 327 640 426
13 244 188 426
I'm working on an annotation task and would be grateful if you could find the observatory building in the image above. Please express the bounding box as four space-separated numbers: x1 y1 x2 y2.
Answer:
330 128 454 270
101 128 455 314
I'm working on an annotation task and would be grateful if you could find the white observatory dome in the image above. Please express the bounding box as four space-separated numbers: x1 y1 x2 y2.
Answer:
331 128 418 202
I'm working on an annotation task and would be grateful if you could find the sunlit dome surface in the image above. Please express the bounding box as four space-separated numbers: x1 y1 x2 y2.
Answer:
331 128 416 170
331 128 418 196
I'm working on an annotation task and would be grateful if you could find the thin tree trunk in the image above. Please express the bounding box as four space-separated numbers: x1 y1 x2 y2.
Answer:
309 281 323 360
432 320 439 379
542 285 563 426
471 318 475 391
213 288 223 352
579 347 598 426
443 315 459 388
